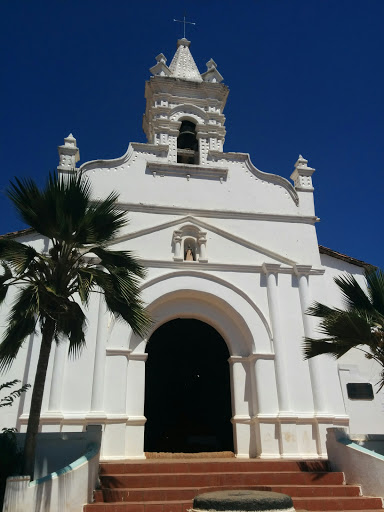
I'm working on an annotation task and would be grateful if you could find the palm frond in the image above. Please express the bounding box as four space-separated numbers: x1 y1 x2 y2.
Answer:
306 301 340 318
304 309 375 363
365 268 384 318
318 309 373 344
0 240 38 275
0 263 13 304
0 286 38 371
85 267 150 336
75 194 127 245
303 337 356 359
76 269 94 306
376 368 384 392
92 247 147 279
55 300 86 358
102 291 151 337
334 273 373 312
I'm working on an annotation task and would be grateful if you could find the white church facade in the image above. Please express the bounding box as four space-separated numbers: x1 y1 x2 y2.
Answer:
1 38 382 461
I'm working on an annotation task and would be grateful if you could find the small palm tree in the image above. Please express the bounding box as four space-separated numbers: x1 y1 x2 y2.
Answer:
0 173 151 478
303 269 384 390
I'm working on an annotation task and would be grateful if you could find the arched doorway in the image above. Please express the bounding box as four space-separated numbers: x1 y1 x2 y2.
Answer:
144 319 234 453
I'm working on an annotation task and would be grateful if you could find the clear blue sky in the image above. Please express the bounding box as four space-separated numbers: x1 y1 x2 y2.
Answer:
1 1 383 268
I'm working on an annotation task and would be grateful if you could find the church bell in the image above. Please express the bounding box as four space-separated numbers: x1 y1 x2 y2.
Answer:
177 121 198 151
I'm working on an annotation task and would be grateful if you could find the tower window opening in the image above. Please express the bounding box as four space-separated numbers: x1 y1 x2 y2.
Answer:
177 121 199 165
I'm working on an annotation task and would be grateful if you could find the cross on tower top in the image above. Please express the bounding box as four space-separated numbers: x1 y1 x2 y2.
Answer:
173 14 196 39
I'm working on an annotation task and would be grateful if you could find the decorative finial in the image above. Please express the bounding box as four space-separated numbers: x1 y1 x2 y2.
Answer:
150 54 171 77
201 58 224 83
290 154 315 191
173 14 196 39
57 133 80 174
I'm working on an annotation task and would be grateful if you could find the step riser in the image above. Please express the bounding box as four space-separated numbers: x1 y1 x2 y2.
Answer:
85 499 383 512
100 472 344 488
95 484 361 502
86 504 192 512
100 461 329 475
292 496 383 510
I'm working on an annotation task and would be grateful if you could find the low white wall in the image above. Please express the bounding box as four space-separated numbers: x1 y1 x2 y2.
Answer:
326 427 384 498
3 443 99 512
2 428 101 512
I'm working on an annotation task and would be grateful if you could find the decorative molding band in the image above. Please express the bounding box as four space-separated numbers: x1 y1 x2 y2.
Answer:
117 201 319 224
228 353 275 364
131 142 169 157
127 415 147 426
256 413 349 423
231 415 256 425
21 413 148 426
146 161 228 181
139 259 325 275
38 412 64 423
129 352 148 361
106 347 132 357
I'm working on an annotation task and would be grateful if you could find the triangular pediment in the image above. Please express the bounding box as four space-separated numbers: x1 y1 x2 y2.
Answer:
108 216 296 267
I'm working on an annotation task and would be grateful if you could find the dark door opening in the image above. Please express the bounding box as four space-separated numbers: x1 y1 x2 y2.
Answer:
144 319 234 453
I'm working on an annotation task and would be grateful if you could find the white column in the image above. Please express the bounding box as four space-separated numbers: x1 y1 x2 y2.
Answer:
229 355 255 457
48 340 69 411
198 232 208 262
125 352 148 458
229 356 250 417
173 230 183 261
295 265 328 414
89 293 109 414
262 263 292 414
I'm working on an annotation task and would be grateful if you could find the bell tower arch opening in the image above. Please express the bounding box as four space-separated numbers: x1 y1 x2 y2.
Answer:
177 120 199 164
144 318 234 453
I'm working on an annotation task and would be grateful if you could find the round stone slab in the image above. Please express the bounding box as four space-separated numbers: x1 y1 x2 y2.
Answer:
192 490 295 512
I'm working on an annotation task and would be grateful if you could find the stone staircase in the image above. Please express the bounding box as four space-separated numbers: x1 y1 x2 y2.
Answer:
84 458 383 512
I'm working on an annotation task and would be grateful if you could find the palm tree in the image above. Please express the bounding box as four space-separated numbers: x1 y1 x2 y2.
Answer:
0 172 151 478
303 269 384 390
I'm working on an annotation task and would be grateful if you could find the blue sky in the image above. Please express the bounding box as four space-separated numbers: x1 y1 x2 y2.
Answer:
1 1 383 268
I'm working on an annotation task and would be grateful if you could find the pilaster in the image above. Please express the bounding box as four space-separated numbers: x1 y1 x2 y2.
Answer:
88 294 108 418
295 264 329 416
262 263 292 415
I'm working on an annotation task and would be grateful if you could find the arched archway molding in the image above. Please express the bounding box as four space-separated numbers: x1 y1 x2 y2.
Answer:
170 104 207 125
137 270 272 352
122 272 276 458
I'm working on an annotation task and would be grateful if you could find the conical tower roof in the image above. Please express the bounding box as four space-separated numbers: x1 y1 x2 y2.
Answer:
168 38 203 82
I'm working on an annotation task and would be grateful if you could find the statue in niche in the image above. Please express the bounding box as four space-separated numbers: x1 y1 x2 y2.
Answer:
185 245 195 261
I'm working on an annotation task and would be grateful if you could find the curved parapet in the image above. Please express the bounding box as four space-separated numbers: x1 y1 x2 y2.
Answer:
208 150 299 206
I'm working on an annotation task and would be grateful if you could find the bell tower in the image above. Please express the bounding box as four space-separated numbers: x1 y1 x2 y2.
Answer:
143 38 229 166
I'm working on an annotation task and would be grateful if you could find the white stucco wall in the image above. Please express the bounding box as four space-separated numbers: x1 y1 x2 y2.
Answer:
1 43 382 461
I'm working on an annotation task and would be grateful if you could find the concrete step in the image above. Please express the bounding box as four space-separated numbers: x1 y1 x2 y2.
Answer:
292 496 383 510
94 484 361 502
100 471 345 488
83 458 383 512
99 459 330 475
85 495 384 512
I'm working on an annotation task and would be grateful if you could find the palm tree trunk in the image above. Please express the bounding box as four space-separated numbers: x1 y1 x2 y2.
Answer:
21 318 55 478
